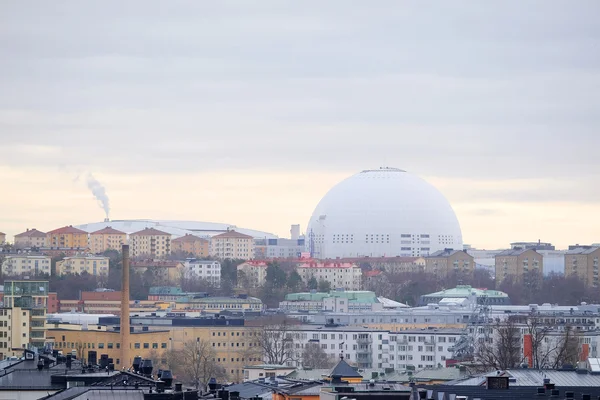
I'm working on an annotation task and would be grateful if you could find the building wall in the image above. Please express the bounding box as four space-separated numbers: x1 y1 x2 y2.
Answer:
211 235 255 260
183 260 221 286
55 256 110 276
47 231 89 248
171 235 210 257
565 248 600 287
425 252 474 277
1 255 52 276
130 233 172 258
14 230 47 248
495 249 543 283
296 264 362 290
173 298 263 313
90 232 127 254
0 232 5 245
0 307 30 359
236 262 268 288
131 264 183 284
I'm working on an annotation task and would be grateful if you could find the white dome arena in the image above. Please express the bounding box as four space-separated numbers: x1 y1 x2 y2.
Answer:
306 168 463 259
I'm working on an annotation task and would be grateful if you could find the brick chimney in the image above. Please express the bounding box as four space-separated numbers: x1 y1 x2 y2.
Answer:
120 244 131 368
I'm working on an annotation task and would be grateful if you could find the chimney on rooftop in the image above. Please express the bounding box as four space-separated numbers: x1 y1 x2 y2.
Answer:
120 244 131 368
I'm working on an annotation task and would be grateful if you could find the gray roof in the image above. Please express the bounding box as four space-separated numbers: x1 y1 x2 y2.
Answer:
496 248 537 257
225 382 274 399
449 369 600 387
328 358 362 378
566 246 600 255
428 249 464 258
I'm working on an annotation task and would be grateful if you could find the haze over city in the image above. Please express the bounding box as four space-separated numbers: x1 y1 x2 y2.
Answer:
1 1 599 249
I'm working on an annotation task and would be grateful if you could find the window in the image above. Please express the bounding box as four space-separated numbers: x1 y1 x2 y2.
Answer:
134 343 140 349
152 343 158 349
98 343 105 349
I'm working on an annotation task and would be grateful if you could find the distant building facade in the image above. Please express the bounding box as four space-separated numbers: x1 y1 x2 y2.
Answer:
3 280 49 350
182 259 221 286
424 249 474 277
210 230 254 260
565 246 600 287
510 241 555 251
14 229 47 248
495 248 543 283
55 255 110 277
1 254 52 276
171 234 210 257
89 226 127 254
46 225 89 248
130 260 183 283
296 261 362 290
0 232 5 245
129 228 172 258
236 261 269 288
254 238 305 259
0 307 30 358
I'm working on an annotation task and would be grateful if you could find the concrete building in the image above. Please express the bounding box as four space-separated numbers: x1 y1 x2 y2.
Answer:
296 261 362 290
254 238 305 259
424 250 474 277
1 254 52 276
280 290 385 313
130 260 183 283
14 228 47 248
418 285 511 306
171 234 210 257
3 280 49 351
173 295 263 314
55 255 110 276
237 261 269 288
495 248 543 283
182 259 221 286
129 228 171 258
47 225 89 248
565 246 600 287
211 230 254 260
0 307 30 358
89 226 127 254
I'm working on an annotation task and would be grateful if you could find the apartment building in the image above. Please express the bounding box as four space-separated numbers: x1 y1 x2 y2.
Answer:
565 247 600 287
171 234 209 257
55 255 110 277
280 290 384 313
89 226 127 254
129 228 171 258
0 307 30 359
14 228 47 248
182 259 221 287
1 254 52 276
47 225 89 248
210 230 254 260
388 329 461 370
254 238 305 259
495 248 543 283
3 280 49 350
173 295 264 314
296 261 362 290
236 261 269 288
130 260 183 283
424 249 474 277
0 232 5 245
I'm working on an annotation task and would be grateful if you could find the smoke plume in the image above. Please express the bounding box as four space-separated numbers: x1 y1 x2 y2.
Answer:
86 173 110 218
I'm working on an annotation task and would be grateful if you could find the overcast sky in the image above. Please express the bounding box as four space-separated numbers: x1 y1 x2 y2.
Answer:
1 1 599 248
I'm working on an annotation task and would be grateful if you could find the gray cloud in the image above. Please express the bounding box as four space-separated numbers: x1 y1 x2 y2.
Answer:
1 1 599 191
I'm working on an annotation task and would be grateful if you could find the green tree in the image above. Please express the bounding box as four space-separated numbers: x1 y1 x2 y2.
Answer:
266 263 287 288
318 279 331 292
307 276 318 290
286 271 302 291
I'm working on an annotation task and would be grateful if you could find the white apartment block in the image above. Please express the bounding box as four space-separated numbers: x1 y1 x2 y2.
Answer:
236 261 268 288
296 262 362 290
210 230 254 260
183 259 221 287
1 255 51 276
129 228 172 258
388 329 460 370
55 255 110 277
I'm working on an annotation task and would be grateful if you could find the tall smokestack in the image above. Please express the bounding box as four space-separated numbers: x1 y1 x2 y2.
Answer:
120 245 131 369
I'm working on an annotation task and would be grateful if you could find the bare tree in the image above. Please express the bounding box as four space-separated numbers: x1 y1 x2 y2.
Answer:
551 326 581 369
246 318 298 365
524 315 557 369
301 343 336 369
474 317 522 371
166 339 226 390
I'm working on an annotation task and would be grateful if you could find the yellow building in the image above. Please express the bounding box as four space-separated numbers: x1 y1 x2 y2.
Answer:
1 254 51 276
565 246 600 287
90 226 127 254
0 307 30 359
14 228 47 248
47 225 89 248
210 230 255 260
130 228 172 258
424 249 474 277
131 260 184 284
174 296 263 314
3 280 49 350
171 234 210 257
495 248 543 284
47 329 170 368
56 255 110 276
237 261 268 288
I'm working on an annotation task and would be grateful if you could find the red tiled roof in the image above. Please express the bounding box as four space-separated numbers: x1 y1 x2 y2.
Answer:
172 234 208 243
91 226 127 235
130 228 171 236
364 270 383 277
47 225 88 235
212 230 253 239
15 228 47 238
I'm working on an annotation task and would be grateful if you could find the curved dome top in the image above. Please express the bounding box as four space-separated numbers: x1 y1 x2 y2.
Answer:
306 167 463 258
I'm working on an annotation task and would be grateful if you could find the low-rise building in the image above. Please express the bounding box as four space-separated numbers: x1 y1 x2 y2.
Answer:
237 261 269 288
211 230 255 260
1 254 52 276
55 255 110 276
14 228 47 248
418 285 511 306
89 226 127 254
182 259 221 286
495 248 543 283
565 246 600 287
296 261 362 290
424 249 474 277
174 295 263 314
280 290 385 313
47 225 89 248
171 234 210 257
129 228 172 258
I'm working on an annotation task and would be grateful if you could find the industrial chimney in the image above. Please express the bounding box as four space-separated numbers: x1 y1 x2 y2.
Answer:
120 245 131 368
